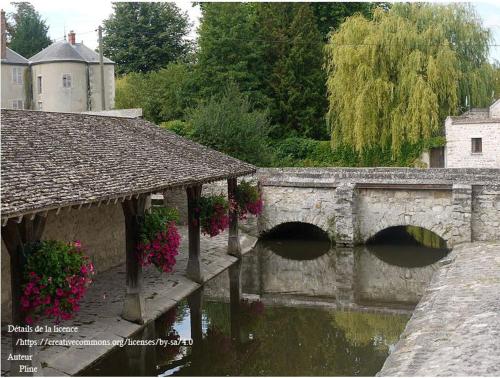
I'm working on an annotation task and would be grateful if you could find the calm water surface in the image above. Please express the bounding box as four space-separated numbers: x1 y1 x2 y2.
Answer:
83 226 449 376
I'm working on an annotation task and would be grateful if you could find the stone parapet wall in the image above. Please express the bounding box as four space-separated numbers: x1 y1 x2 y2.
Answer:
258 167 499 186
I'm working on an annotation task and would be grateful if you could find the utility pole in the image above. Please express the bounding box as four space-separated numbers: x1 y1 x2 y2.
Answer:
98 25 106 110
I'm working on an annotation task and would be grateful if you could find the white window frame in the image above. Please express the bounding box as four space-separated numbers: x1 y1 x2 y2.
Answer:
62 73 72 88
12 67 23 85
11 99 23 109
37 76 42 94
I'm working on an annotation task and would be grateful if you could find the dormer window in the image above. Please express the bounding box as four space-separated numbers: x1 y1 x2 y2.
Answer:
62 73 72 88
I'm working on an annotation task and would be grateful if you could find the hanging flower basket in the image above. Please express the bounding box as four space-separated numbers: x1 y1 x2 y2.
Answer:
137 207 181 273
197 194 229 237
20 240 94 324
233 180 263 220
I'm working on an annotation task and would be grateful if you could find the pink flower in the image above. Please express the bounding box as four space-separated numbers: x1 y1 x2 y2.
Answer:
20 297 30 309
56 288 64 297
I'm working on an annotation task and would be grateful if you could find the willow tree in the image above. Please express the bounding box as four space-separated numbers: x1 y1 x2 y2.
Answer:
325 3 494 156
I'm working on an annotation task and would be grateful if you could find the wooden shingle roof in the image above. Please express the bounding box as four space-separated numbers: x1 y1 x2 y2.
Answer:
1 110 256 220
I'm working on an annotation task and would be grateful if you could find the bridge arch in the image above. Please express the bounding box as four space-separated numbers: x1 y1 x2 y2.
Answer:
259 214 332 240
362 220 451 247
261 221 330 240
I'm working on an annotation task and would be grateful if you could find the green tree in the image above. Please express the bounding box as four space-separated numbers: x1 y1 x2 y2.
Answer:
7 2 51 58
102 2 191 74
115 62 196 123
196 3 267 108
325 3 495 156
310 2 381 39
188 83 272 166
257 3 327 139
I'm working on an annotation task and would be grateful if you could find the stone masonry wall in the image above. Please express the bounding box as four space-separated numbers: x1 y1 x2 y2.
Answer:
472 185 500 241
445 120 500 168
356 188 456 245
259 186 337 239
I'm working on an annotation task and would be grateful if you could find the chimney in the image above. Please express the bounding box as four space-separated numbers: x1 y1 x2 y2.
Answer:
1 9 6 59
68 30 76 45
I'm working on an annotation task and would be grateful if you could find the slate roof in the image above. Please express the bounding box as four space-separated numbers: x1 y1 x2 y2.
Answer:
1 47 29 65
30 41 114 64
1 110 256 219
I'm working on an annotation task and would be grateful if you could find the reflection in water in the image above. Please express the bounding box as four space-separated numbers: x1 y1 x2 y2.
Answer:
83 298 409 377
367 226 450 268
260 239 330 260
261 222 331 260
82 225 448 376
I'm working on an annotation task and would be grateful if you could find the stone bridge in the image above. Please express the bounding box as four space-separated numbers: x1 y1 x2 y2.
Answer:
256 168 500 247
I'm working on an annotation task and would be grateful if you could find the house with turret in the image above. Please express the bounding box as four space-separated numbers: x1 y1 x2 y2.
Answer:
30 31 115 112
1 10 115 112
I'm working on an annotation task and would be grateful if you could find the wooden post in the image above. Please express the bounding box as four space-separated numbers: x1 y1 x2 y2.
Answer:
227 178 241 257
2 215 46 376
186 185 204 283
121 196 148 324
229 259 242 343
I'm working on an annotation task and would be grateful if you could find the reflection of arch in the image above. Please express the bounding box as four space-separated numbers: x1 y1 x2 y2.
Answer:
366 226 450 268
363 221 451 246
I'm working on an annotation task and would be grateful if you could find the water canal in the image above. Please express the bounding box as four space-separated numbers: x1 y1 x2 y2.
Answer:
82 224 449 376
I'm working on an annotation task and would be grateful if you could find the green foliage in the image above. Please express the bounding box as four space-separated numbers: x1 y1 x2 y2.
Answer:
102 2 191 74
311 2 382 39
257 3 327 139
140 207 179 244
160 120 193 138
325 3 495 157
114 63 196 123
196 3 268 108
25 241 86 289
7 2 51 57
272 136 444 167
196 3 373 140
188 83 273 166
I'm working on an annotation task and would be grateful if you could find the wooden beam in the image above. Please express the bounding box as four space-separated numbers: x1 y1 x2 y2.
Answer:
186 185 203 283
120 195 148 324
227 178 241 257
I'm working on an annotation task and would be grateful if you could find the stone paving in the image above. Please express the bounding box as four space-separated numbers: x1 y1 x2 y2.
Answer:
1 228 257 376
378 241 500 376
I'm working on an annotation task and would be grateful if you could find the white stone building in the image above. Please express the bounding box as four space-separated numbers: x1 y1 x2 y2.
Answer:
1 9 115 112
0 10 29 110
445 100 500 168
29 31 115 112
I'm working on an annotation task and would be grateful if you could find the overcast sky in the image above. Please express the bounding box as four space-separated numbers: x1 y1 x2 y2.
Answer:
4 1 500 62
